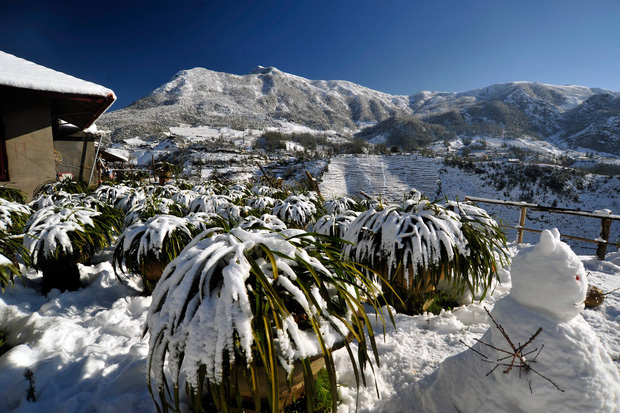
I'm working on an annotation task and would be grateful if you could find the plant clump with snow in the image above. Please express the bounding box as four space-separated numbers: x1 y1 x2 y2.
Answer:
0 199 32 234
272 194 318 228
311 210 360 238
146 227 390 412
343 196 509 312
113 214 200 293
23 205 122 292
0 230 30 292
323 196 360 215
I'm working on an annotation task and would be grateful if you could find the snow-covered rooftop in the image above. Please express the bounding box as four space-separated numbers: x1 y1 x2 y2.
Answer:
0 50 115 98
0 50 116 129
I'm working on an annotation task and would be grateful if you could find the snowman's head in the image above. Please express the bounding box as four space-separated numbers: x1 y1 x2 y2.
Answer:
510 228 588 322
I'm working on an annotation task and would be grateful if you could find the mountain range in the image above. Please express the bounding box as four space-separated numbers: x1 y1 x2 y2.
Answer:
99 66 620 155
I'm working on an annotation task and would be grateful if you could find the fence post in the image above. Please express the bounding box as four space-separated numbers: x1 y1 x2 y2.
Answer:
596 217 612 260
517 206 528 243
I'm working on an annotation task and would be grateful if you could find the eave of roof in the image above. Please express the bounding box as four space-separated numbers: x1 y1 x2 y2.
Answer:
0 50 116 129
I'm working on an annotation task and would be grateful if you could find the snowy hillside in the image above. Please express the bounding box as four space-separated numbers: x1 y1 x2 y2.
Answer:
99 65 620 154
99 66 410 141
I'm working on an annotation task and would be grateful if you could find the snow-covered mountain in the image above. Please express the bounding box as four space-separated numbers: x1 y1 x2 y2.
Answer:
100 66 411 140
99 67 620 154
561 94 620 154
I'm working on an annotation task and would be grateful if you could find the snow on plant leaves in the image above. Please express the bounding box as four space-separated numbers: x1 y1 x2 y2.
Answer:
323 196 358 215
24 206 100 264
272 194 317 228
147 227 349 391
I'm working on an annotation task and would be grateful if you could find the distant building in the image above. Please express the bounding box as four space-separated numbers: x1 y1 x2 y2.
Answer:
0 50 115 198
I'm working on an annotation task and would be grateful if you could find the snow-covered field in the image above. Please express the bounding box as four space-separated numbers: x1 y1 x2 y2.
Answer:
1 240 619 412
321 154 620 254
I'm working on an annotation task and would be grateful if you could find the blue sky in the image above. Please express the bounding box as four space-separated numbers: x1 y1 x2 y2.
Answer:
2 0 620 109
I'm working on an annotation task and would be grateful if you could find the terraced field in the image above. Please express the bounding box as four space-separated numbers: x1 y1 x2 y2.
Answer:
320 154 442 201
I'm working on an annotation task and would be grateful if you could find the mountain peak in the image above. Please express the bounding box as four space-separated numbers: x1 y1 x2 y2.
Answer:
250 65 281 75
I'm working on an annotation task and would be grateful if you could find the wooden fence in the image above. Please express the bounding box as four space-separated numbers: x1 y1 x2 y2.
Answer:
464 196 620 260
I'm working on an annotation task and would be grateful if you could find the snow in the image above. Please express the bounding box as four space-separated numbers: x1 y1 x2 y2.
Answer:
0 235 619 411
0 263 153 412
510 229 587 322
0 51 115 99
421 230 619 412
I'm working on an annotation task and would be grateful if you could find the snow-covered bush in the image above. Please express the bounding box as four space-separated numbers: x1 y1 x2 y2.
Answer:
222 184 251 204
114 188 148 213
213 203 250 225
343 198 508 312
250 184 282 197
113 215 200 292
33 178 91 198
272 194 318 228
323 196 360 215
0 231 30 292
189 194 232 213
146 227 388 413
151 183 181 198
170 189 199 208
192 182 221 195
23 205 122 292
0 199 32 234
245 195 277 212
123 197 187 227
93 183 134 206
0 185 27 204
28 191 76 210
311 210 359 238
238 213 287 231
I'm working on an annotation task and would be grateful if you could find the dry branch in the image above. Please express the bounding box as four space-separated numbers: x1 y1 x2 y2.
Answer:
460 307 564 393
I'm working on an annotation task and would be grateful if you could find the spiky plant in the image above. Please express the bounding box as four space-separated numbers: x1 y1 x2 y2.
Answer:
146 228 393 413
323 197 362 215
0 186 27 204
170 189 199 209
193 181 222 196
93 183 134 206
0 231 31 292
311 210 360 238
189 194 233 213
114 188 148 214
0 199 32 235
246 195 277 213
342 197 508 312
223 184 251 205
23 205 122 293
33 178 91 197
239 214 288 232
113 215 201 293
444 200 510 296
28 191 78 211
123 197 188 228
172 179 194 190
151 183 181 199
272 194 318 229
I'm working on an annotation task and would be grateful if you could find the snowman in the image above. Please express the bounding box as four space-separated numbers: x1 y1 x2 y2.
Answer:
421 229 620 413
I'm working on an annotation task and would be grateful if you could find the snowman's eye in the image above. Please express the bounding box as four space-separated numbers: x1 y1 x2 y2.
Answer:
575 275 580 281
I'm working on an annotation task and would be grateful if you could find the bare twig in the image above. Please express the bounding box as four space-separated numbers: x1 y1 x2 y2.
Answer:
460 307 564 393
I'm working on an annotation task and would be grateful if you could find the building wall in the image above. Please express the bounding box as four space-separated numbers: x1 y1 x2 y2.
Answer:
1 96 57 199
53 137 97 184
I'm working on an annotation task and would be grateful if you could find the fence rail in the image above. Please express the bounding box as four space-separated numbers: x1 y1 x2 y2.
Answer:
464 196 620 260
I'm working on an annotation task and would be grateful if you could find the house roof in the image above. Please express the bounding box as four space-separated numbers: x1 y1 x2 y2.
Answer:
0 50 116 130
100 148 129 163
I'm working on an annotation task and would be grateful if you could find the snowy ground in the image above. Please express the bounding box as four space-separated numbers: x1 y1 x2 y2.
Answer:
320 154 620 255
0 244 619 412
